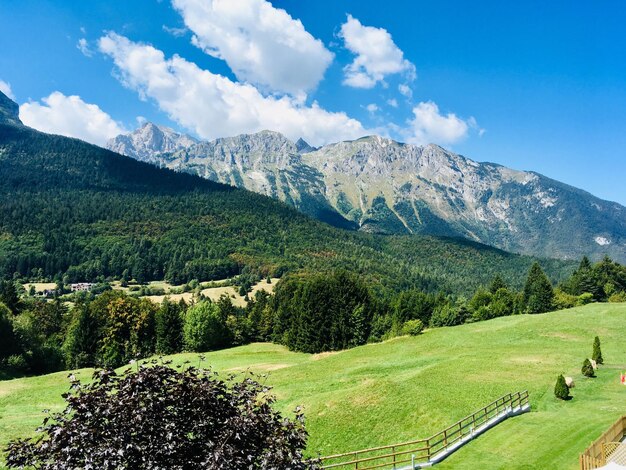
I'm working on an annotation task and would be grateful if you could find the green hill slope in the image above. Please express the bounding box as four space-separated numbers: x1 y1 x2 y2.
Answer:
0 91 573 295
2 303 625 469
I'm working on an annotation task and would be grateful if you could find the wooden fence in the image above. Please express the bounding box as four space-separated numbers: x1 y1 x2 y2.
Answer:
580 415 626 470
317 391 530 470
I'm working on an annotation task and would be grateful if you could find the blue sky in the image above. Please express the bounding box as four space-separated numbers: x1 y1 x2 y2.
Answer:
1 0 625 204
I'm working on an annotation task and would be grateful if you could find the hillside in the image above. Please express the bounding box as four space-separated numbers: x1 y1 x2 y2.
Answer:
2 303 625 469
0 91 573 294
108 125 626 262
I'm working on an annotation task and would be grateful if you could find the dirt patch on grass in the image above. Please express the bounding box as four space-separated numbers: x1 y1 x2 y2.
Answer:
0 381 27 398
226 363 291 372
312 351 340 360
540 332 580 341
509 356 546 365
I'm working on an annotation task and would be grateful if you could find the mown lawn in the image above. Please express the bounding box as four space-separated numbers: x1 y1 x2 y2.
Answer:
2 303 626 469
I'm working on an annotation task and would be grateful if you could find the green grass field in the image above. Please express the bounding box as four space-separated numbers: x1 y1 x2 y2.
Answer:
2 303 626 469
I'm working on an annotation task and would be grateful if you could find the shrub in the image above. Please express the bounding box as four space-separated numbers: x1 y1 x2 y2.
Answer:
554 374 570 400
592 336 603 365
471 305 492 322
608 291 626 303
5 354 28 371
468 288 493 314
429 303 464 327
582 358 595 378
576 293 594 306
553 289 577 310
401 319 424 336
5 363 319 469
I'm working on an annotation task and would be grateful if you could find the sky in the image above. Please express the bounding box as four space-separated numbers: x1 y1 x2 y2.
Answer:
1 0 625 204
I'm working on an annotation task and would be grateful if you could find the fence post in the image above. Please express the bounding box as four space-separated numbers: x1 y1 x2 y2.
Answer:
392 445 396 469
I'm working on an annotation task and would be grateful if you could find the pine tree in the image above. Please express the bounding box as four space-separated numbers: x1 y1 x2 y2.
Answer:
554 374 570 400
523 262 555 314
489 275 508 294
582 358 595 378
575 256 600 298
592 336 603 365
155 299 184 355
0 280 20 314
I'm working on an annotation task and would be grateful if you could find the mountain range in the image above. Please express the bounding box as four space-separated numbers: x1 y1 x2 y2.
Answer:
0 90 572 294
108 123 626 262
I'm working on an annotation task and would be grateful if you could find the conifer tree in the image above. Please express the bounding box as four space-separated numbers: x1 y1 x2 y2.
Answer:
574 256 600 298
522 262 555 314
592 336 603 365
582 358 595 378
554 374 570 400
0 280 20 314
489 275 508 294
155 298 184 355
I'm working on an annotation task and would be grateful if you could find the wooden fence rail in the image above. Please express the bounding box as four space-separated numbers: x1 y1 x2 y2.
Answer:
580 415 626 470
316 390 530 470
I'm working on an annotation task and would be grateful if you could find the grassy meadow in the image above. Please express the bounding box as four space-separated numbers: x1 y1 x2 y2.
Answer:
2 303 626 469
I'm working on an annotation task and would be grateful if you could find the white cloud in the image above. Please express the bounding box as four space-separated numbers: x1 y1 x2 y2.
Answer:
171 0 333 96
365 103 379 113
398 83 412 98
0 80 15 100
340 15 415 89
387 98 398 108
98 32 366 147
468 116 486 137
19 92 126 146
405 101 474 145
77 38 93 57
162 25 187 37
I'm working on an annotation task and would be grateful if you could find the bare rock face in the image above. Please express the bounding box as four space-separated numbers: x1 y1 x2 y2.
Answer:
106 122 197 164
107 126 626 262
0 91 22 126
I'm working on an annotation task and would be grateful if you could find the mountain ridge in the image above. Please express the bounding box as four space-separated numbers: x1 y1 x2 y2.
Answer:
107 123 626 262
0 90 573 293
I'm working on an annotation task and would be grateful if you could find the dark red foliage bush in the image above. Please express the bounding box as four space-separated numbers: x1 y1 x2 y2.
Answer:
5 361 319 469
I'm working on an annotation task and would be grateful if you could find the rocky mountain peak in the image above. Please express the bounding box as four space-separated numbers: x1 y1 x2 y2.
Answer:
0 91 22 127
181 130 299 169
295 137 315 153
106 122 197 162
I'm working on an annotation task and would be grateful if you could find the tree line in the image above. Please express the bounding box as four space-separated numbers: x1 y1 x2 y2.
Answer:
1 255 624 377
